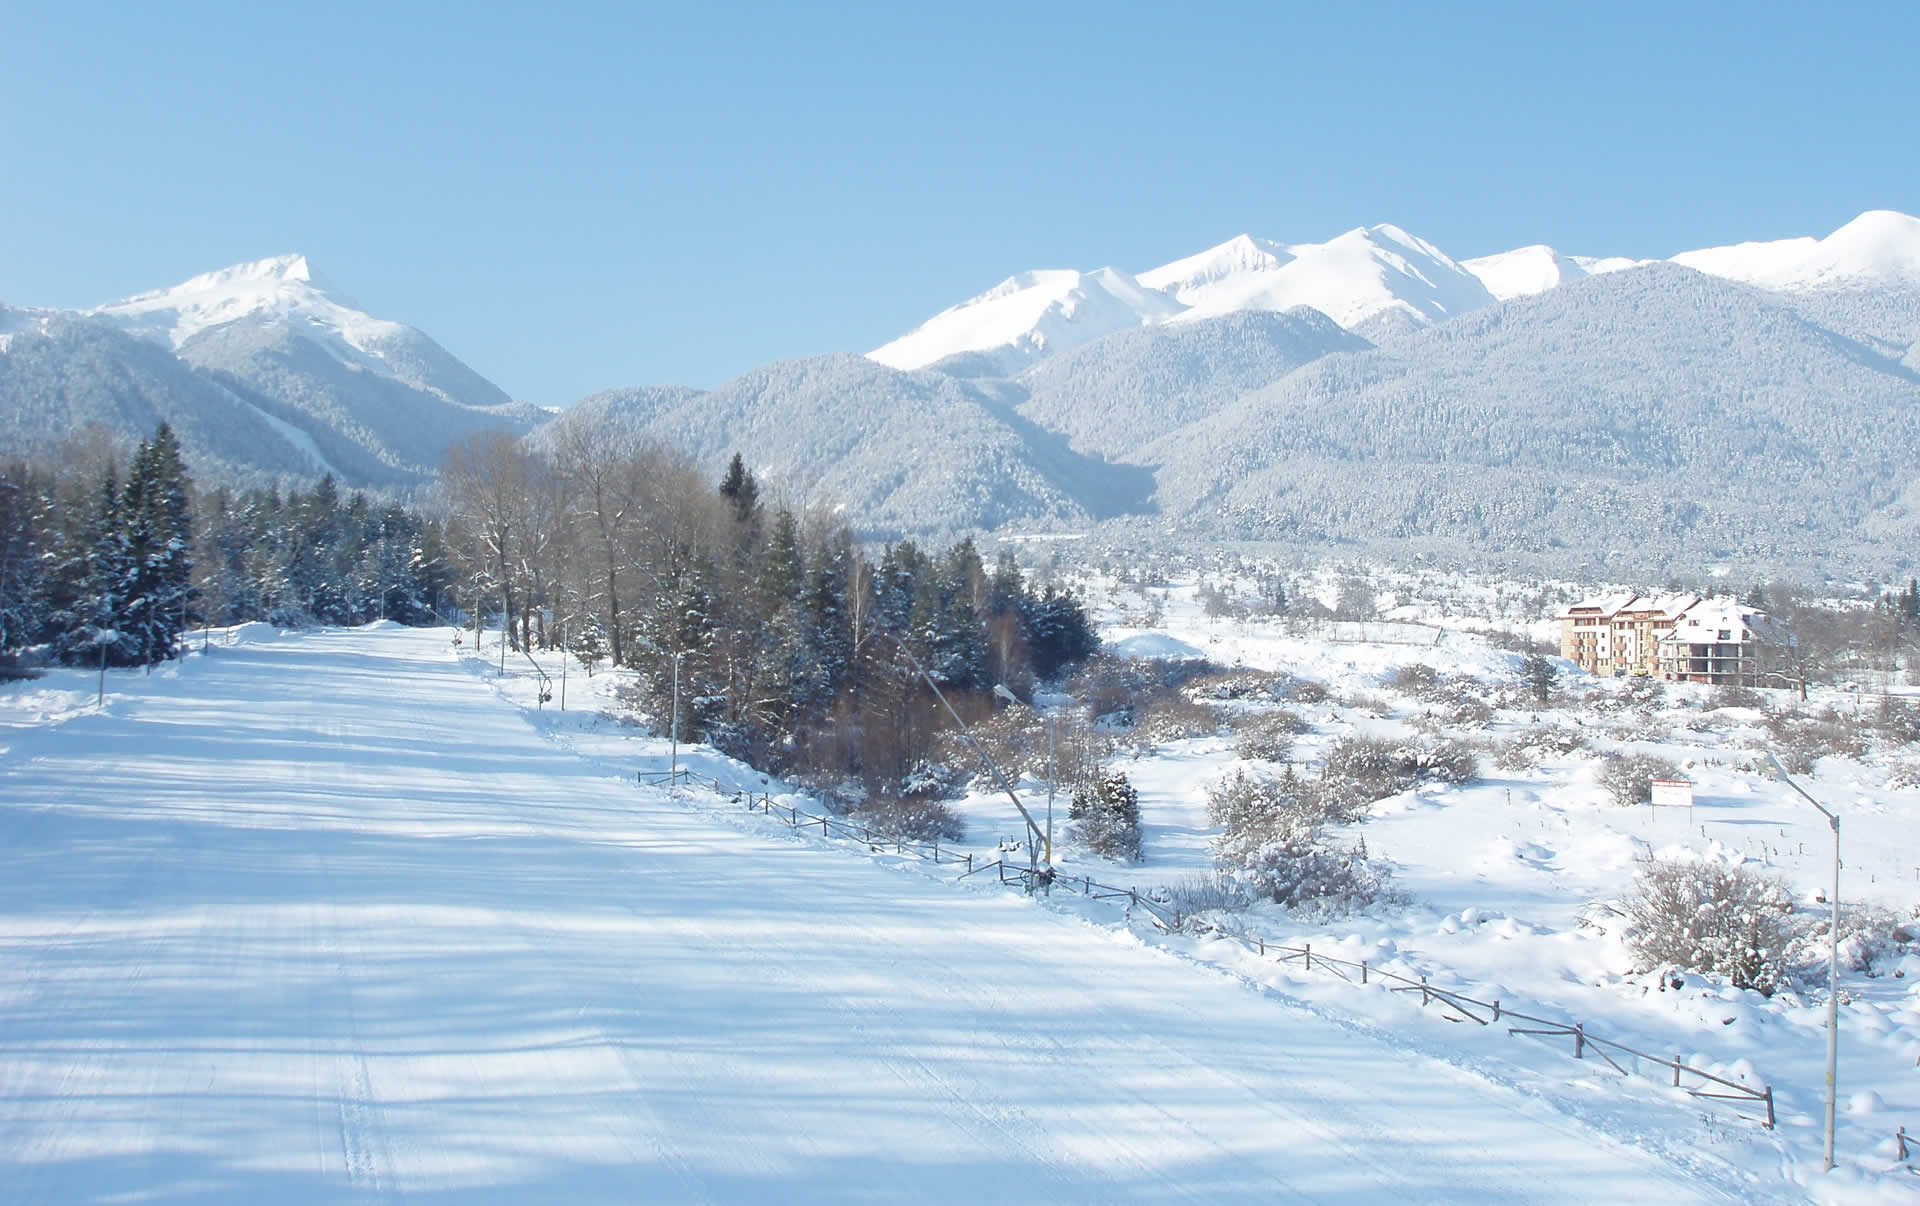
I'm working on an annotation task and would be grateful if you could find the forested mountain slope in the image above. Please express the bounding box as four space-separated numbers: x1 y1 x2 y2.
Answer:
1143 263 1920 563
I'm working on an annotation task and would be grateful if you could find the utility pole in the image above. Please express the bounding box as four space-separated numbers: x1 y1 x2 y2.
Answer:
1767 752 1841 1171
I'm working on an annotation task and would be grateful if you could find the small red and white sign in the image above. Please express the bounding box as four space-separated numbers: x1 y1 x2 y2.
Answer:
1650 779 1694 807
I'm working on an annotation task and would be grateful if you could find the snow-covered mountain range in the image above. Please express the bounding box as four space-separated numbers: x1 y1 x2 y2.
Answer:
1 256 531 488
869 209 1920 371
7 209 1920 573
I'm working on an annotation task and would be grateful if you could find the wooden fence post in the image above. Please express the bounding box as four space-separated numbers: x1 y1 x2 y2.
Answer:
1764 1087 1775 1131
1360 960 1367 984
1574 1023 1585 1059
1258 937 1265 956
1673 1059 1681 1088
1304 943 1312 971
1420 975 1429 1006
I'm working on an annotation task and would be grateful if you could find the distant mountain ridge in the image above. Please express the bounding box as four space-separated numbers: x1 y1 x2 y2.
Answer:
1 256 530 489
868 209 1920 373
9 210 1920 576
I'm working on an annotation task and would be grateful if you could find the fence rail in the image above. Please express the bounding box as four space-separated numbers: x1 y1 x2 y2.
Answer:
637 766 1775 1132
636 769 979 872
989 863 1776 1130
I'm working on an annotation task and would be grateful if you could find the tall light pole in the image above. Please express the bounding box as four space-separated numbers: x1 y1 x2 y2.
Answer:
632 636 685 780
873 632 1046 871
1766 751 1840 1172
992 684 1052 868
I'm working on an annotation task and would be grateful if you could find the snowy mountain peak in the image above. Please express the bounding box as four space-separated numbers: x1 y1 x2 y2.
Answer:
1799 208 1920 284
78 254 511 413
1669 208 1920 291
868 266 1181 374
1463 244 1593 300
92 252 392 352
1147 222 1493 330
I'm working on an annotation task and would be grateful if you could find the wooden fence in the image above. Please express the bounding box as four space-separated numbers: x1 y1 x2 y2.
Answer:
637 767 1776 1132
992 862 1776 1130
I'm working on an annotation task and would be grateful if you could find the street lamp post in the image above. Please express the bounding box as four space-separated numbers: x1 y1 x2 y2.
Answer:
1766 751 1841 1172
631 636 685 781
872 633 1045 873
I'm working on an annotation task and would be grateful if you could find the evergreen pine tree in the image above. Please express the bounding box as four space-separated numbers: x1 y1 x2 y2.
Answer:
56 467 135 667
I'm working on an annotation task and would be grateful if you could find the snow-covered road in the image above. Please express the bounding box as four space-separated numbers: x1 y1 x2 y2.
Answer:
0 627 1778 1202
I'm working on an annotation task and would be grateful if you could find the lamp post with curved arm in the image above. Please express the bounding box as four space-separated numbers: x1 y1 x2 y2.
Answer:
1766 751 1840 1172
874 630 1047 874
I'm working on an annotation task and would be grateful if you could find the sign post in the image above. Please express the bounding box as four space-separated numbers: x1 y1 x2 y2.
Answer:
1650 777 1694 826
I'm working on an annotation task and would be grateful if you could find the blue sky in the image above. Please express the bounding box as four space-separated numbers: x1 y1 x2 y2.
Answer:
4 2 1915 402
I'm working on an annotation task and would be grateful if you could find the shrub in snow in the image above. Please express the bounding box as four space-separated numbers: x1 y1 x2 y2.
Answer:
1068 770 1143 862
1621 855 1797 995
1067 652 1216 726
1338 690 1393 717
900 760 958 799
1764 709 1866 773
1886 760 1920 790
851 795 966 842
1415 739 1479 784
1233 709 1303 762
1870 697 1920 746
1157 874 1253 926
1710 683 1767 711
1204 767 1399 916
1321 735 1477 808
1291 679 1330 704
1387 663 1440 697
1136 694 1220 744
1185 668 1292 704
1410 696 1493 732
1492 726 1589 772
1595 752 1682 807
1793 902 1918 975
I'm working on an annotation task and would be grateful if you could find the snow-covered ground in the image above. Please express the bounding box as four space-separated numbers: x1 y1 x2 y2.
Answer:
0 621 1840 1203
934 573 1920 1202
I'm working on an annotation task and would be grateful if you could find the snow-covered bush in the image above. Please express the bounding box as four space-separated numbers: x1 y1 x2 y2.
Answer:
1136 694 1220 744
1765 709 1867 773
1068 770 1143 861
1793 902 1918 975
1871 697 1920 746
1185 668 1292 704
1596 752 1683 807
1595 676 1665 714
1339 690 1393 717
1886 760 1920 790
1291 679 1331 704
1232 709 1304 762
1157 874 1252 926
1205 767 1397 915
852 795 967 842
900 760 959 799
1409 696 1493 732
1321 735 1477 808
1067 652 1216 726
1620 855 1798 995
1387 663 1441 697
1492 726 1589 771
1711 684 1767 711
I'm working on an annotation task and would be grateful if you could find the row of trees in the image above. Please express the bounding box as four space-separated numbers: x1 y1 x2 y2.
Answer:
2 424 1102 801
1 426 460 671
2 425 196 668
437 432 1099 793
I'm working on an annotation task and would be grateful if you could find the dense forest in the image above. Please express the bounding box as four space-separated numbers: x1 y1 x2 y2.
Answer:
0 426 1099 804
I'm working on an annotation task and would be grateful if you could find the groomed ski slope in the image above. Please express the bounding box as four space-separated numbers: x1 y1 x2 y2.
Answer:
0 626 1776 1203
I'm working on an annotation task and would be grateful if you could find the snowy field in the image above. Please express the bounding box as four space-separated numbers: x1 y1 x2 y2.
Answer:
0 620 1846 1203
